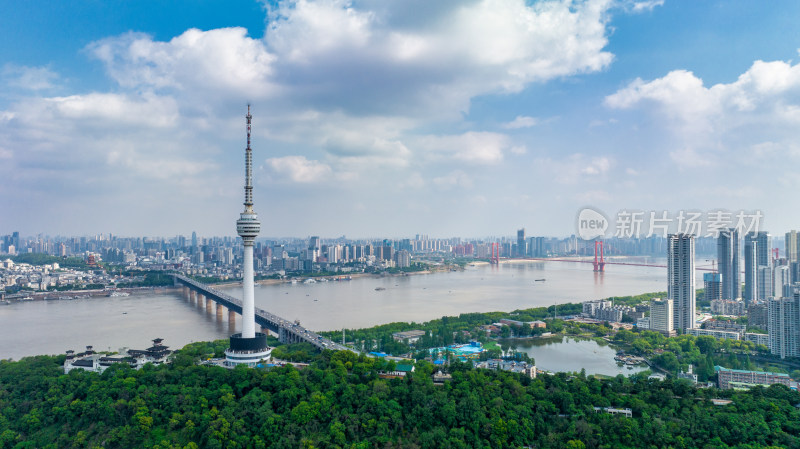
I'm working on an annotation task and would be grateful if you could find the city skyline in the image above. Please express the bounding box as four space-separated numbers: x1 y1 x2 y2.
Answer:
3 1 800 237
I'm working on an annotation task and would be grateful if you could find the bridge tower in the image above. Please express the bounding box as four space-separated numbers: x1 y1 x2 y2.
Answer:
490 242 500 265
593 240 605 272
225 105 271 367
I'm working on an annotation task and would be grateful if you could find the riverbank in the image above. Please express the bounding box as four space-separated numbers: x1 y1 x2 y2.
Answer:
3 285 179 302
246 265 459 287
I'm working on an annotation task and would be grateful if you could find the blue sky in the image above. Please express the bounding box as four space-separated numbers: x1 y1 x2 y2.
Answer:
2 0 800 239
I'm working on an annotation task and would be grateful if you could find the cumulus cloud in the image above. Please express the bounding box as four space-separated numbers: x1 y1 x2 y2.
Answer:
535 153 614 184
0 0 628 235
606 59 800 125
418 131 511 164
502 115 539 129
605 57 800 167
264 155 332 183
433 170 473 189
581 156 612 175
618 0 664 13
2 64 59 90
86 0 614 119
88 28 276 97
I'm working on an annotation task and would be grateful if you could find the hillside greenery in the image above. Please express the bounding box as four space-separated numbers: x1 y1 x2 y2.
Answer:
1 347 799 449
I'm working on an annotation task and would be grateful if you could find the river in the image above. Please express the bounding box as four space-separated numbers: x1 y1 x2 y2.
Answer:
0 259 672 360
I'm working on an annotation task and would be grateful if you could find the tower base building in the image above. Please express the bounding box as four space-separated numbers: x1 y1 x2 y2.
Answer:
224 332 271 368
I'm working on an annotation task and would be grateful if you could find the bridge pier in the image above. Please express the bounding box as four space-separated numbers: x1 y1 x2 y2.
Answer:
216 303 224 319
206 297 213 312
228 310 237 329
189 290 196 304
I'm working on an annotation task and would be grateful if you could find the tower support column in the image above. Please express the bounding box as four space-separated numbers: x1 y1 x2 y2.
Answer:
242 244 256 338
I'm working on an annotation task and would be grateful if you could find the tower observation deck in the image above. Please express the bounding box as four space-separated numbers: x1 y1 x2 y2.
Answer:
227 105 270 367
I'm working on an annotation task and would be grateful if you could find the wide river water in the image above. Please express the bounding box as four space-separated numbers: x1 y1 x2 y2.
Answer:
1 259 673 360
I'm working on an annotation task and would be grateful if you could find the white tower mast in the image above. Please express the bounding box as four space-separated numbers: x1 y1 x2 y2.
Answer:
225 105 271 368
236 105 260 339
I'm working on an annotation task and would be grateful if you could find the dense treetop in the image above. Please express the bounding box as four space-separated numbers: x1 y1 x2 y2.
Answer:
1 346 799 449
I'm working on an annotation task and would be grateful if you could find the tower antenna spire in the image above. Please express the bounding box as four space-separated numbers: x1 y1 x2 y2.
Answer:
244 104 253 211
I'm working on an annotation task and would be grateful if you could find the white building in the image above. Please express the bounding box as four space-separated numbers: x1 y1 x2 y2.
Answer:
327 245 340 264
773 265 791 298
395 250 411 268
743 332 769 347
650 298 674 336
710 299 745 316
686 328 740 341
768 292 800 359
668 234 695 331
582 299 612 317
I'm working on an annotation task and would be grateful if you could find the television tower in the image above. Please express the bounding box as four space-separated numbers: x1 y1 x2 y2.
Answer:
225 105 271 367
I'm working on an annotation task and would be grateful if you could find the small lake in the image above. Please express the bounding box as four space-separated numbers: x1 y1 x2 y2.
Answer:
509 336 648 377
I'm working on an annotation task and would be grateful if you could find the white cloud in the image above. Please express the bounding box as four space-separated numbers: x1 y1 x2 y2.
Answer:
40 92 178 128
606 56 800 168
264 155 332 183
581 156 611 175
502 115 539 129
605 70 718 133
606 59 800 125
433 170 473 189
418 131 510 164
535 153 614 184
88 28 277 98
2 64 59 90
619 0 664 13
0 0 629 235
400 172 425 189
88 0 614 120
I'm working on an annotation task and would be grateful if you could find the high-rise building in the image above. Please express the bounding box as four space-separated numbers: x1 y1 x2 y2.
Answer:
226 106 270 368
718 228 740 300
743 233 758 304
786 230 799 264
755 231 771 266
703 272 722 302
668 234 696 331
758 266 773 300
327 245 340 264
517 228 526 257
744 231 771 304
773 264 792 298
768 287 800 359
650 298 674 336
395 249 411 268
309 236 321 252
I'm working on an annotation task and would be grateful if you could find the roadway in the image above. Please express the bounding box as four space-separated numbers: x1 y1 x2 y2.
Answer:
173 274 354 353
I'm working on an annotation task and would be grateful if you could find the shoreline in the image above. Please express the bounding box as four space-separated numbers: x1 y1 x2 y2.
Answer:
3 285 179 302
